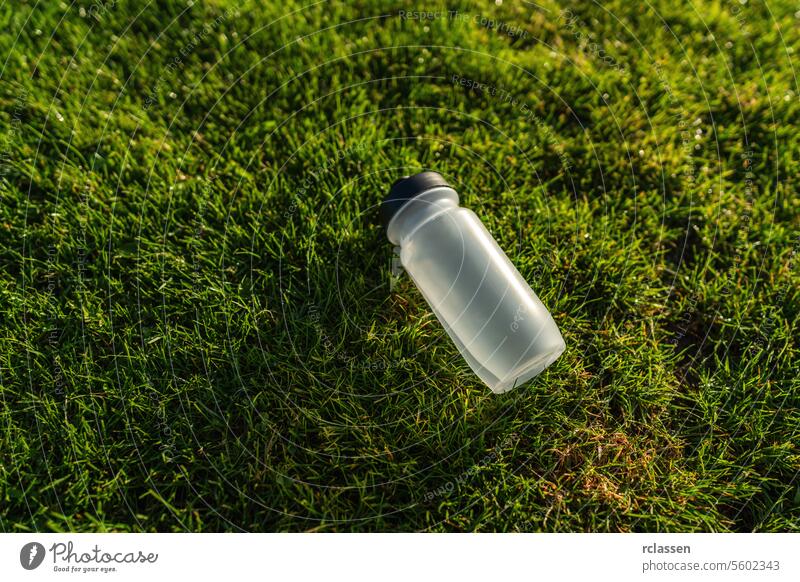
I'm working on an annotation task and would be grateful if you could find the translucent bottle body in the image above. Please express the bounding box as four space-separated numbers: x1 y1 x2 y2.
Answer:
387 186 565 393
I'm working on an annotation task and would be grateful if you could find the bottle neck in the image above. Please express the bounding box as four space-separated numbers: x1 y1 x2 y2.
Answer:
386 186 459 246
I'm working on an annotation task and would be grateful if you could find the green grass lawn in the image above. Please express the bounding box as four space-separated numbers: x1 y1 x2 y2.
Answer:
1 0 799 532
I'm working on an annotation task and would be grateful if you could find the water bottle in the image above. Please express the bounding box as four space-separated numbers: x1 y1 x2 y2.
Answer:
381 171 565 393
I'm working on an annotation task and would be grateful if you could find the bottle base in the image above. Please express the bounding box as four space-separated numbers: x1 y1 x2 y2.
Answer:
488 341 566 394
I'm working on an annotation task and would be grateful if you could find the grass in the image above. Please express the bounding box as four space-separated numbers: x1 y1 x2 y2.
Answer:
0 0 798 532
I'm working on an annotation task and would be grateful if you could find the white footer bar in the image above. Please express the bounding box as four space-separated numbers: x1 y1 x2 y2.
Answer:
1 533 797 581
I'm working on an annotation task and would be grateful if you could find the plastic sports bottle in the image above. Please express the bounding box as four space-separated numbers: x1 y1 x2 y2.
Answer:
381 171 565 393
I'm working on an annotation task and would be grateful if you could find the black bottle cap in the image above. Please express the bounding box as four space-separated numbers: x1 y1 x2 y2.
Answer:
380 171 451 229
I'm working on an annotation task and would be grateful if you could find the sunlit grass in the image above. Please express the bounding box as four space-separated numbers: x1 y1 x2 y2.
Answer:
0 0 798 532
